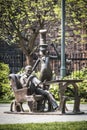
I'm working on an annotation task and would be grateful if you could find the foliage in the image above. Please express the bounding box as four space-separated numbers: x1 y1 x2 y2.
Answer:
66 0 87 26
0 62 13 100
0 121 87 130
50 68 87 102
0 0 87 66
64 68 87 102
50 83 59 100
0 0 60 64
66 0 87 43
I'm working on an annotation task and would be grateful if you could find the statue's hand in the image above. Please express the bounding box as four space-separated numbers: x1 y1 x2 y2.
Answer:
50 43 54 47
38 82 44 88
43 80 47 85
38 80 47 89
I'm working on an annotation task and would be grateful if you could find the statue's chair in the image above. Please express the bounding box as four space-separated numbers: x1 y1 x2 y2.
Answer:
9 74 46 112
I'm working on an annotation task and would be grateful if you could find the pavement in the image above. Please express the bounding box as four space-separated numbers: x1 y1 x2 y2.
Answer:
0 103 87 124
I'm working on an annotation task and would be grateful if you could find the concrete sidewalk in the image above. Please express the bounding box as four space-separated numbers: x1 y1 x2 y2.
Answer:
0 103 87 124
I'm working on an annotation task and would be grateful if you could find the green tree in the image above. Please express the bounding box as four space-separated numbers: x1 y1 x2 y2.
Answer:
0 0 60 65
66 0 87 43
0 62 12 100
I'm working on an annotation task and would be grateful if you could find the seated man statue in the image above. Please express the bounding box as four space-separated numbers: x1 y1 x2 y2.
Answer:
20 65 58 111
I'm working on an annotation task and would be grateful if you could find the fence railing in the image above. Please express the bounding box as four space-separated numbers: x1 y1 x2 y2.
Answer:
0 51 23 73
0 44 87 79
51 52 87 79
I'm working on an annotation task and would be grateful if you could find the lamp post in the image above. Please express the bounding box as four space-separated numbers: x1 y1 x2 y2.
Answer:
60 0 66 78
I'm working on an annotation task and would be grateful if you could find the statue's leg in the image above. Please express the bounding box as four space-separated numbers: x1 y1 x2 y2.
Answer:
14 101 22 112
27 101 34 112
48 100 53 111
10 100 14 112
20 102 24 112
37 99 45 112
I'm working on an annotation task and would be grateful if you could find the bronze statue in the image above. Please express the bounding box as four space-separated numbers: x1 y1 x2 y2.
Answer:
20 65 58 111
32 29 60 82
8 29 60 112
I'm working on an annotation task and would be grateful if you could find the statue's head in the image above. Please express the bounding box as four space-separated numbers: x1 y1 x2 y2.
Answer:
25 65 32 76
39 44 48 50
39 44 48 56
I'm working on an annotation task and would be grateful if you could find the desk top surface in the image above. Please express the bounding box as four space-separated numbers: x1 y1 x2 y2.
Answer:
45 79 83 84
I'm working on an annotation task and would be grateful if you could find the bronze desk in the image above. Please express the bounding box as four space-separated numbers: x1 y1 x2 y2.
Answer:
45 79 83 114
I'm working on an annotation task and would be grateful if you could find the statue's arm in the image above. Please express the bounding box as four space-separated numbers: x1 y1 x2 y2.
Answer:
20 76 32 88
49 55 59 60
20 77 27 88
32 58 40 71
50 43 61 60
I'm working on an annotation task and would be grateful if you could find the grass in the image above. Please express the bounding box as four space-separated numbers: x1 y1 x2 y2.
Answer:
0 121 87 130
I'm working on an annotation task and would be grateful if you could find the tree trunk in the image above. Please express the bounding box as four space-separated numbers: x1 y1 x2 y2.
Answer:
25 55 33 66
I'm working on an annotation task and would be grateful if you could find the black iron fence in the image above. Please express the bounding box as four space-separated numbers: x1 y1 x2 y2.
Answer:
52 52 87 79
0 50 24 73
66 52 87 78
51 43 87 79
0 43 87 79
